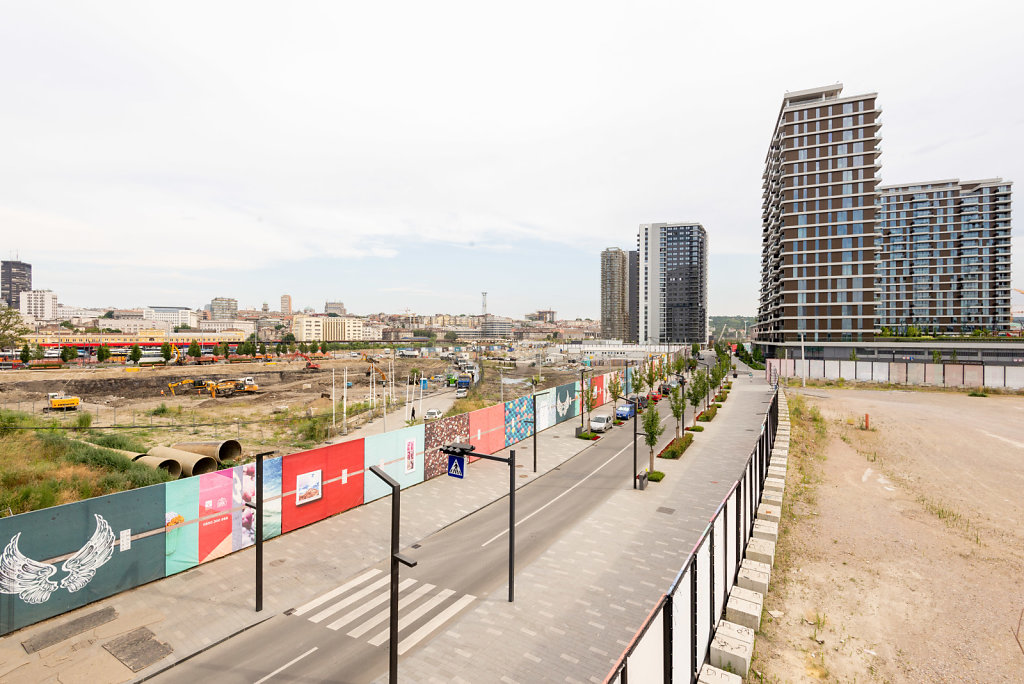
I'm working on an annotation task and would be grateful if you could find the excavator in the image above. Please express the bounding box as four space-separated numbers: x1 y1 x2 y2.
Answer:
168 378 204 395
360 353 387 381
210 377 259 398
299 353 320 371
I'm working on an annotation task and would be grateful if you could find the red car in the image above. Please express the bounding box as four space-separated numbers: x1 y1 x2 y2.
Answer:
647 391 662 403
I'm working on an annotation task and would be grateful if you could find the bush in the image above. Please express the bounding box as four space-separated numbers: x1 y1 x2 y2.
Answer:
577 431 598 440
715 392 727 402
74 412 93 430
967 388 987 397
87 433 149 453
657 434 693 459
647 470 665 482
697 404 718 422
686 425 704 432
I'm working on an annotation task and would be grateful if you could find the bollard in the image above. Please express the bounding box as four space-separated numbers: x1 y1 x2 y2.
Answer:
865 413 869 430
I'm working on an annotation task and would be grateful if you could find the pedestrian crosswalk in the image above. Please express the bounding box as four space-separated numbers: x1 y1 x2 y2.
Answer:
292 569 476 655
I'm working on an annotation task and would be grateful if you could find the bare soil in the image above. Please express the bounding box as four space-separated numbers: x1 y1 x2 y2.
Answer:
751 387 1024 683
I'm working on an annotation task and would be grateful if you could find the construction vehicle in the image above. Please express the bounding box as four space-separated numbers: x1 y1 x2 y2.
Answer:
167 379 214 396
209 377 259 398
360 353 387 382
298 353 320 370
46 392 80 411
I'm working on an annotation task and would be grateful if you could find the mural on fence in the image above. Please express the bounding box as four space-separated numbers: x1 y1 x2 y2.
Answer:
504 395 534 447
165 477 199 576
364 425 425 503
554 381 577 424
1 486 166 635
283 440 365 532
424 414 469 479
198 469 234 563
262 456 283 539
534 387 556 432
592 374 605 408
467 403 505 456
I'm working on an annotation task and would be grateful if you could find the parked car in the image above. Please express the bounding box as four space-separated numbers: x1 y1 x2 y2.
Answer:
615 403 635 420
647 390 662 403
455 388 468 399
589 415 612 433
424 408 443 420
636 395 649 409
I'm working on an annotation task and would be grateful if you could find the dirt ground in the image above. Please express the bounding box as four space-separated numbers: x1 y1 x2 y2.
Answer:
751 386 1024 683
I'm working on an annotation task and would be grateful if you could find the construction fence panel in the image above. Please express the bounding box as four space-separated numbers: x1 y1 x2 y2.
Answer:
984 365 1005 389
553 381 578 424
945 364 965 387
503 395 534 447
855 361 872 381
839 360 855 380
363 426 424 504
424 414 469 480
1006 365 1024 389
963 365 984 388
924 364 942 385
889 362 907 384
1 485 166 636
284 440 365 529
872 362 889 383
824 360 841 380
906 363 925 385
467 404 505 456
533 387 556 432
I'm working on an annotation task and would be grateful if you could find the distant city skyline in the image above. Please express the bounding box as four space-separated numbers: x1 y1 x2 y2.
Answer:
1 3 1021 320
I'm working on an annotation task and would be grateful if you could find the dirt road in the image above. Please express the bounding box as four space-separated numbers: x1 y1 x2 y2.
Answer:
751 387 1024 682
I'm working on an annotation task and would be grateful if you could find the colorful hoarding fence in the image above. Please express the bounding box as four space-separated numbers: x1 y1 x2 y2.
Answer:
504 395 534 447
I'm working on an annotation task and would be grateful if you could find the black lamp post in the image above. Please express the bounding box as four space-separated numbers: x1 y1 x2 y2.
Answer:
625 396 640 490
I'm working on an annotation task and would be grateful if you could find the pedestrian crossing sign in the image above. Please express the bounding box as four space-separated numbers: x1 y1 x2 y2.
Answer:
447 454 465 479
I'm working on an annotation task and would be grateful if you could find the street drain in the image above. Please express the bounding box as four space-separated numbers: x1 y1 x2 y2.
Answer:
657 507 675 515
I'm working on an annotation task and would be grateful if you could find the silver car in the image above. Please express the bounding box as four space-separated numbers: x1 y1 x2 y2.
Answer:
589 415 612 433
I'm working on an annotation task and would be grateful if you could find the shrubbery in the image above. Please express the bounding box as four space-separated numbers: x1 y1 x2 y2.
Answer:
686 425 704 432
647 470 665 482
657 433 694 459
697 404 718 422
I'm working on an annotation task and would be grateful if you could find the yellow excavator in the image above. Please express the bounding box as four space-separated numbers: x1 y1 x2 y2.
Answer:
167 379 211 395
210 377 259 398
361 353 387 382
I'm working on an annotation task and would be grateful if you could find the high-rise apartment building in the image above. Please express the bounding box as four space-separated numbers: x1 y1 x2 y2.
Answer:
757 84 882 345
600 248 629 340
1 260 32 309
19 289 58 320
210 297 238 321
627 250 639 343
637 223 708 344
280 294 292 316
877 178 1013 334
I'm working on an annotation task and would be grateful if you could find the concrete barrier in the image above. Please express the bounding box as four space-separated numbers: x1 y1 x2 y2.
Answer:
725 586 763 630
757 504 780 523
699 664 742 683
752 519 778 543
746 538 776 566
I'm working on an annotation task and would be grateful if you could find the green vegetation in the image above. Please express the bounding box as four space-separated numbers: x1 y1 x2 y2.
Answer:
658 433 693 459
967 388 988 397
697 404 718 422
686 425 704 432
577 430 598 440
641 404 665 473
129 344 142 364
85 432 149 453
647 470 665 482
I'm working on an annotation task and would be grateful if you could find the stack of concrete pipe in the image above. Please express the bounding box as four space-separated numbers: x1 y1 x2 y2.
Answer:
127 440 242 478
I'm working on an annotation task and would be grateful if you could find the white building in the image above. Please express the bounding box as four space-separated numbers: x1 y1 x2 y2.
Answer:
292 314 365 342
19 290 58 320
199 319 257 336
99 319 172 334
143 306 200 328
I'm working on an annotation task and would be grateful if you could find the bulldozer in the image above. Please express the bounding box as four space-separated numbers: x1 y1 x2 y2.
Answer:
45 392 80 411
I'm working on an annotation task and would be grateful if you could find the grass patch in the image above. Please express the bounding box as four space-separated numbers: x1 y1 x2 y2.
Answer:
85 432 150 453
647 470 665 482
967 388 987 397
686 425 704 432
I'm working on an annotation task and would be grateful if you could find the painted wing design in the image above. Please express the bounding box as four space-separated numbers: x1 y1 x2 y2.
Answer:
0 533 58 604
556 391 570 417
60 514 115 593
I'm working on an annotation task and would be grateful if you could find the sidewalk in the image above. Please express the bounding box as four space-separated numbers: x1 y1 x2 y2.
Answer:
0 394 620 684
387 371 773 683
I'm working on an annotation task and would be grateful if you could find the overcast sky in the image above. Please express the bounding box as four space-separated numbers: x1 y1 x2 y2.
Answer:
2 1 1022 319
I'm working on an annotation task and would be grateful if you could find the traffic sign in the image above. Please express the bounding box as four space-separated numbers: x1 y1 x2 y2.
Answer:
447 454 465 479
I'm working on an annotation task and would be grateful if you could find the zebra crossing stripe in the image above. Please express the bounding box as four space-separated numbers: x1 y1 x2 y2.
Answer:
293 569 382 616
367 589 455 646
325 578 416 631
398 594 476 655
346 583 436 638
309 576 390 623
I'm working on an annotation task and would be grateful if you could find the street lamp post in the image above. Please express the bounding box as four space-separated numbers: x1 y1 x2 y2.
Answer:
440 444 516 602
243 451 276 613
367 465 418 684
800 332 806 387
625 396 640 490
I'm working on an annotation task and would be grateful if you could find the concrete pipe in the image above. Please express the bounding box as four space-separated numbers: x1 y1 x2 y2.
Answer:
132 454 183 479
170 440 242 463
148 447 218 477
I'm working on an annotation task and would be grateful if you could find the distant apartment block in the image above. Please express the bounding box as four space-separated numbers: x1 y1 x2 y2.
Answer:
600 247 629 340
627 250 639 343
877 178 1013 334
19 289 58 320
481 315 514 339
291 314 364 342
1 260 31 309
210 297 238 321
324 301 346 316
143 306 199 328
637 223 708 344
525 310 557 323
757 84 882 344
199 319 257 336
280 294 292 316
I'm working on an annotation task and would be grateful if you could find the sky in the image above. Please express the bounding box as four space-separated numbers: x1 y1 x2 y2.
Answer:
2 1 1022 319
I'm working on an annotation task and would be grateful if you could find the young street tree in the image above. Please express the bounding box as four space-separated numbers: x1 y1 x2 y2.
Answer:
686 370 707 426
632 365 647 398
642 404 665 474
97 344 111 363
669 385 686 438
187 340 201 358
160 342 173 361
60 345 78 362
608 374 623 412
583 379 597 429
20 343 30 364
129 344 142 364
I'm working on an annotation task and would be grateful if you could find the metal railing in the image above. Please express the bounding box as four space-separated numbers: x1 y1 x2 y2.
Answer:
604 390 779 684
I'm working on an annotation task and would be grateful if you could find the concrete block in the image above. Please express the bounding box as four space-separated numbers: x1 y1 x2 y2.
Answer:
716 619 755 646
699 664 743 684
767 466 786 479
762 491 783 507
746 538 776 566
752 518 778 543
756 504 779 523
725 587 763 631
741 557 771 576
737 565 770 595
709 631 752 677
769 457 788 469
764 477 785 494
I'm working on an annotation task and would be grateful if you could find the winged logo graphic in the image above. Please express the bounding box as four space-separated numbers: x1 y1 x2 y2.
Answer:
555 390 570 417
0 514 116 604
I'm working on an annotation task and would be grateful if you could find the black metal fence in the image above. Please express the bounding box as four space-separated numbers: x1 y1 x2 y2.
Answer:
604 389 779 683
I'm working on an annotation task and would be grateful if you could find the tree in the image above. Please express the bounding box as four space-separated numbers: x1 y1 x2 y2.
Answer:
583 379 596 427
31 343 45 360
0 307 31 350
608 374 623 411
669 385 686 438
931 349 941 364
97 344 111 362
641 404 665 474
275 342 284 356
643 361 658 394
444 331 458 342
950 349 958 363
298 341 308 353
60 345 78 362
632 365 647 397
849 349 858 362
259 341 267 355
20 343 30 364
101 310 114 319
281 332 296 344
672 356 686 378
691 343 700 357
188 340 201 358
130 344 142 364
59 320 75 330
687 370 707 426
160 342 173 361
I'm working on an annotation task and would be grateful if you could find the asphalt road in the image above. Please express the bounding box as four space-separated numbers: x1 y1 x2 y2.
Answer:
152 394 691 684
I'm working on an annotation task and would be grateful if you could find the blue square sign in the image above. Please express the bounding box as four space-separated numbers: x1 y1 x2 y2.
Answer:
447 454 465 479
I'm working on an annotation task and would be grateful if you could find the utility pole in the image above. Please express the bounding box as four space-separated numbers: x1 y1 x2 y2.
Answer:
800 332 806 387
